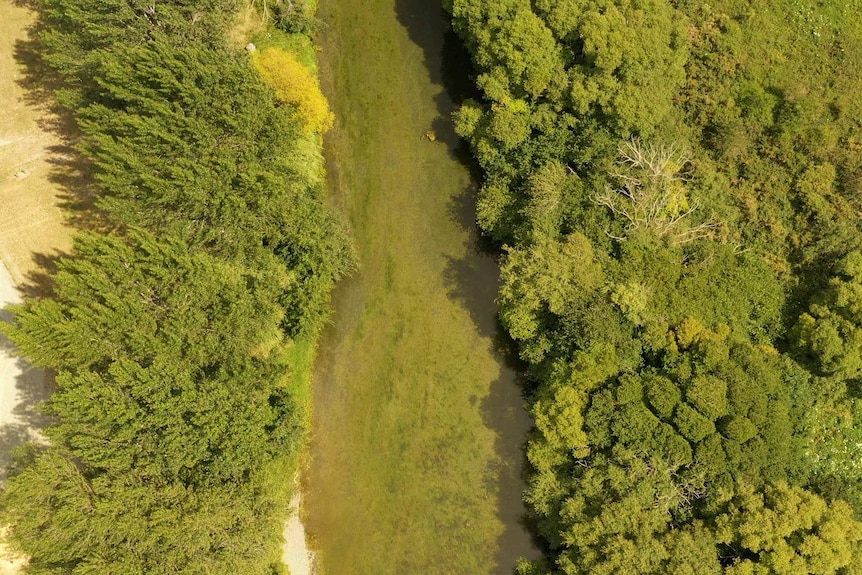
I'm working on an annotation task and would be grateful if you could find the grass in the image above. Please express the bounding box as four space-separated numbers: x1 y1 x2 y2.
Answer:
302 0 535 573
0 1 74 288
252 27 318 71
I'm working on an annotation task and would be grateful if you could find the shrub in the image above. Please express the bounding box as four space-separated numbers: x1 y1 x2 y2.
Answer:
253 47 334 134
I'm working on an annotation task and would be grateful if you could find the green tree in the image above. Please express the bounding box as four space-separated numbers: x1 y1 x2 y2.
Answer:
793 251 862 377
499 232 605 362
714 482 862 574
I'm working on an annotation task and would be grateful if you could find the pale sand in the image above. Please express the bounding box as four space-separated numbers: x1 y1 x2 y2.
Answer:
0 260 50 468
282 490 315 575
0 526 25 575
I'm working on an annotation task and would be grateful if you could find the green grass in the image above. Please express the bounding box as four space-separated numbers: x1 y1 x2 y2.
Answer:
252 27 318 71
282 334 317 425
302 0 533 573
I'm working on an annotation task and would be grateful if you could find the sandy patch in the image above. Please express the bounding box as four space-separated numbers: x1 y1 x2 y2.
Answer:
282 491 315 575
227 2 266 49
0 261 51 479
0 526 26 575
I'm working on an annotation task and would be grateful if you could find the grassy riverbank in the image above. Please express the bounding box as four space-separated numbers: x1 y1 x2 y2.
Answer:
304 0 537 573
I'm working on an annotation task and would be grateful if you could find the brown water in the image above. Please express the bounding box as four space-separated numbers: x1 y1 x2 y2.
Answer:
304 0 540 572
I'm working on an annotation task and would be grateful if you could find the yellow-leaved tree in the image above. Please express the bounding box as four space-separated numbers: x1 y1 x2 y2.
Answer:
252 47 334 134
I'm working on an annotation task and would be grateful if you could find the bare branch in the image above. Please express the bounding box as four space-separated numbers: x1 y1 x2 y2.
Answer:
592 139 715 244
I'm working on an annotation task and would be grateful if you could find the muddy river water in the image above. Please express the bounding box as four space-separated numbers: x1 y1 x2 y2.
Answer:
303 0 541 573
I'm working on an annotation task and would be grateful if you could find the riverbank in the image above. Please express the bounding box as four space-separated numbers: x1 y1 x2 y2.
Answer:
304 0 538 572
282 491 313 575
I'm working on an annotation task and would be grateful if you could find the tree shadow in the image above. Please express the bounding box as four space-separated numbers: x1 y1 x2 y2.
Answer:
394 1 542 571
441 183 545 571
0 341 53 484
393 0 481 161
16 250 64 299
11 12 107 234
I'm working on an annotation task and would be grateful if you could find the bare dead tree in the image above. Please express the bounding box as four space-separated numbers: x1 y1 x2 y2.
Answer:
593 139 719 244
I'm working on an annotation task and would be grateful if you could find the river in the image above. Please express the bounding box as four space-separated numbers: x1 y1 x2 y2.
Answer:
303 0 540 573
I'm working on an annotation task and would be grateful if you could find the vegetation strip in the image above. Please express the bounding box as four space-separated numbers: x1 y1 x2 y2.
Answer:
447 0 862 573
0 0 350 572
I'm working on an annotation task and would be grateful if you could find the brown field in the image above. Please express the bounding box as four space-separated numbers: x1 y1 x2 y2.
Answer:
0 0 74 288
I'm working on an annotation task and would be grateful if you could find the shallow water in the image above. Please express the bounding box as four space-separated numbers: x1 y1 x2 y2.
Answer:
304 0 540 573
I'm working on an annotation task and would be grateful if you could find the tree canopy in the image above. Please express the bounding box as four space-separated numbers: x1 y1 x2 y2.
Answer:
448 0 862 572
0 0 350 572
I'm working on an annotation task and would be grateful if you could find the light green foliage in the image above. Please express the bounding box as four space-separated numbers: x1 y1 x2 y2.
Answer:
674 402 714 443
533 385 590 464
685 375 728 420
793 251 862 377
499 232 603 361
448 0 862 572
489 98 532 150
565 0 688 135
610 280 649 326
525 161 570 239
715 482 862 574
645 374 681 419
451 0 565 101
522 320 810 571
550 449 720 575
528 346 622 474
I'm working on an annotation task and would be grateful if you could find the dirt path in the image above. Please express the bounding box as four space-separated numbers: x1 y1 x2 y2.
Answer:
304 0 539 572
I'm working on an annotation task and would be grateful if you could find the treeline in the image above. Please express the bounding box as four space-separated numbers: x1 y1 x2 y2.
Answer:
0 0 350 573
446 0 862 573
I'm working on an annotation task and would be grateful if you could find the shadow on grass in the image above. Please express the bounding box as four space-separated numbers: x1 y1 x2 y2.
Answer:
0 2 85 482
395 2 481 162
394 1 543 571
16 251 63 299
2 2 113 304
11 11 107 238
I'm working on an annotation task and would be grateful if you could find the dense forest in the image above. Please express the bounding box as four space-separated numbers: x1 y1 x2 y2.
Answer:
6 0 862 572
0 0 351 572
446 0 862 572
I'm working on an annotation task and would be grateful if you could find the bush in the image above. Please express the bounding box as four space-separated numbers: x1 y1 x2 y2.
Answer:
253 47 334 134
